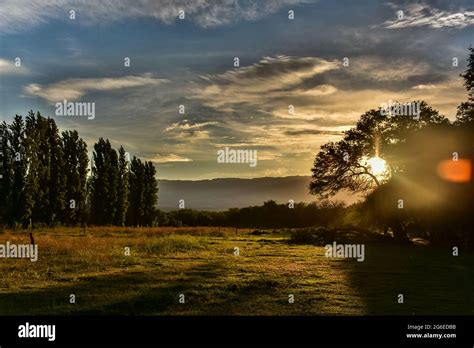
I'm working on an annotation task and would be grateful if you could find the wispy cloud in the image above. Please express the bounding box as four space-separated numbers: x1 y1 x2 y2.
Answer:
193 55 339 112
59 34 82 58
412 83 439 90
347 56 431 82
378 3 474 29
0 0 310 34
23 74 168 103
145 153 193 163
165 120 218 132
0 58 28 75
191 54 452 125
284 129 344 136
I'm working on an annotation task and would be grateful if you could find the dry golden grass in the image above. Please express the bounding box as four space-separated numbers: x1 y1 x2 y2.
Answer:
0 227 472 315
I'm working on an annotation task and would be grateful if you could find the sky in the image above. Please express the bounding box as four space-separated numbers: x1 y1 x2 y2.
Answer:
0 0 473 180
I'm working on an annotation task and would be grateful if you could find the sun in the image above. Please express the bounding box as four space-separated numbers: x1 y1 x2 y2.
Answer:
367 156 389 177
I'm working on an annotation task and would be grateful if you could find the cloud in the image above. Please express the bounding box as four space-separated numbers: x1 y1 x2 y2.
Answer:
191 54 454 125
347 56 431 82
0 58 28 75
165 120 218 132
378 3 474 29
284 129 344 136
190 53 464 133
0 0 310 33
54 54 462 181
412 83 439 90
193 55 339 111
201 55 338 92
23 74 168 103
163 119 216 141
292 85 338 97
145 153 193 163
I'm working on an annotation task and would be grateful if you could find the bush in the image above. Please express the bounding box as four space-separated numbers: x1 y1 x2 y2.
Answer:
288 227 388 245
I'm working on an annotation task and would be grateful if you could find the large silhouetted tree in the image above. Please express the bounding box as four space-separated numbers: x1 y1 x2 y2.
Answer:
310 101 448 241
310 102 447 198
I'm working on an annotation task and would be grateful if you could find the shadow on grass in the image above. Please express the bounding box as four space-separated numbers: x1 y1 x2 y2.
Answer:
0 270 175 315
0 257 323 315
0 260 232 315
0 260 292 315
341 242 474 315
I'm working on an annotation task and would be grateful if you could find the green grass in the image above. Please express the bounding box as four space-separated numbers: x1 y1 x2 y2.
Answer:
0 227 472 315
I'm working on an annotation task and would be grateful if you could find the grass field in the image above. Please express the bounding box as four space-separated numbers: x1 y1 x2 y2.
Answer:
0 227 472 315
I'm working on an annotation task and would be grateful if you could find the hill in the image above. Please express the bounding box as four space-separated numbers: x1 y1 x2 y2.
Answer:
157 176 357 211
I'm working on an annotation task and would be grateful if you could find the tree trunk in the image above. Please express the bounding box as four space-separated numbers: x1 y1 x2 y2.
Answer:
391 220 408 242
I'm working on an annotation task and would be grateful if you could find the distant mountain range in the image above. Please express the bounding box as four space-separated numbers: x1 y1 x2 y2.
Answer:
157 176 358 211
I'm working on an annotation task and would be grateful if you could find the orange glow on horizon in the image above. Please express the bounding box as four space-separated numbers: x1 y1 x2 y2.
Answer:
437 159 472 183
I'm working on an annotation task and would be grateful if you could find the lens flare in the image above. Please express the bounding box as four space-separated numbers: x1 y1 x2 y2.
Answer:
437 159 472 183
367 156 388 176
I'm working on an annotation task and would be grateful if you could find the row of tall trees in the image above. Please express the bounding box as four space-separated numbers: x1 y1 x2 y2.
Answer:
0 112 158 228
0 112 88 227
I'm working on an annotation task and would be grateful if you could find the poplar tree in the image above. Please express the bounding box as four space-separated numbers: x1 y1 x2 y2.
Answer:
77 136 88 226
127 156 145 226
143 161 158 226
90 138 108 225
105 141 119 224
9 115 27 225
22 112 39 228
0 122 13 225
456 46 474 125
62 130 88 225
47 118 65 225
32 114 51 223
90 138 118 225
115 146 129 226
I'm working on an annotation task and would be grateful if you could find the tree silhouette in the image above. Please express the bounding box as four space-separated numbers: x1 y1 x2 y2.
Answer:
62 130 89 225
0 122 13 225
9 115 27 226
90 138 120 225
127 156 145 226
310 102 448 241
116 146 129 226
0 113 157 228
456 46 474 125
47 118 66 225
310 102 447 199
22 112 39 228
143 161 158 226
